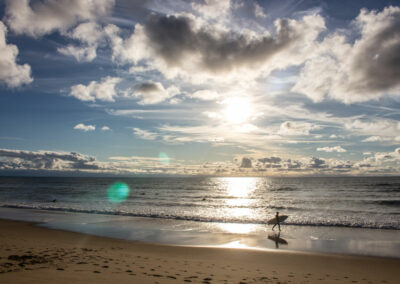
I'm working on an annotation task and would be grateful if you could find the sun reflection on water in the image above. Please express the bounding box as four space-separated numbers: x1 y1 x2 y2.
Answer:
218 223 258 234
216 177 260 234
222 177 257 197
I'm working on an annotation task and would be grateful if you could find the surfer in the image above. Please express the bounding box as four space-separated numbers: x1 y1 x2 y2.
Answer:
272 211 281 231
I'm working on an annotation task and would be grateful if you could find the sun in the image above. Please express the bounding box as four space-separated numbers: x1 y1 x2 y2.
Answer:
222 97 254 124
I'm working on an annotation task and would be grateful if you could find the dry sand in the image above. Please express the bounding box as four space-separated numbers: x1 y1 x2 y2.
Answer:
0 219 399 284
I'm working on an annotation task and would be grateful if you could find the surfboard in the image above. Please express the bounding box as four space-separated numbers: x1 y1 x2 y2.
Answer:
267 215 288 225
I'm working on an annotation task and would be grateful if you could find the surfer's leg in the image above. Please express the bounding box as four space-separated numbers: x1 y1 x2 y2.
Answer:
272 224 276 230
278 222 281 231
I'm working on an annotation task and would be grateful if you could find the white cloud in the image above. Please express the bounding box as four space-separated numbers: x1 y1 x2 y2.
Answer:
58 44 97 62
70 76 121 102
293 6 400 103
101 126 111 131
4 0 115 37
362 136 383 142
345 119 400 138
57 22 108 62
362 135 400 143
133 82 180 105
278 121 317 136
74 123 95 132
0 21 32 87
329 134 345 139
317 146 347 153
191 0 231 19
190 90 220 101
132 127 158 140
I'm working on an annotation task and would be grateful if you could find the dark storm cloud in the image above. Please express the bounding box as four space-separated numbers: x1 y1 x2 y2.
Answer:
0 149 102 171
349 7 400 93
258 156 282 164
136 82 162 93
309 157 327 168
285 159 302 169
240 157 252 168
143 13 300 73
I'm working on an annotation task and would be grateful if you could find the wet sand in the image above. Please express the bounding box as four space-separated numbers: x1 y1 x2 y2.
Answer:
0 219 399 283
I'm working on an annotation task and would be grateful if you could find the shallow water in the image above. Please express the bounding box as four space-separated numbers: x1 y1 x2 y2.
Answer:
1 207 399 258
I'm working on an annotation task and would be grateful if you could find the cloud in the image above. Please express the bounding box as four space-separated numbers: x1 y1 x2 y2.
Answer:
73 123 95 131
109 12 325 82
258 157 282 164
308 157 327 168
57 22 110 62
232 0 267 20
293 6 400 103
345 118 400 138
191 0 231 19
240 157 252 168
0 148 102 171
317 146 347 153
132 127 158 140
190 90 219 101
362 135 400 143
1 147 399 176
133 82 180 105
58 45 97 62
278 121 317 136
70 76 121 102
101 126 111 131
0 21 32 87
4 0 115 37
374 148 400 163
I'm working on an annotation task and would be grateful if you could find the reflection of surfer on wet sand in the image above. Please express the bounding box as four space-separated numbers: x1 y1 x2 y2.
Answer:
268 232 288 248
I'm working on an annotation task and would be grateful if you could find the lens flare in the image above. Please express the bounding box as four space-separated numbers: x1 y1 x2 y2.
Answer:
159 152 170 165
107 182 130 203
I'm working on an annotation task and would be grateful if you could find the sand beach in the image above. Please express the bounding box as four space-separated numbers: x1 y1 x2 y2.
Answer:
0 219 399 284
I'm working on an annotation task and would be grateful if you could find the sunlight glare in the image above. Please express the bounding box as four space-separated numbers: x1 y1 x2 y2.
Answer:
218 223 257 234
219 241 249 249
222 98 254 124
223 177 257 198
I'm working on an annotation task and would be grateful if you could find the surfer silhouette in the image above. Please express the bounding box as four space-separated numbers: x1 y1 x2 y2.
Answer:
272 211 281 231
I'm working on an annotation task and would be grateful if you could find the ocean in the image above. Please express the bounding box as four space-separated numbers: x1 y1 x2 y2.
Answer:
1 176 399 257
1 176 399 229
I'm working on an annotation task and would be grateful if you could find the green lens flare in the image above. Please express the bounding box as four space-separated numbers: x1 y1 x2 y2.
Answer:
159 152 170 165
107 182 130 203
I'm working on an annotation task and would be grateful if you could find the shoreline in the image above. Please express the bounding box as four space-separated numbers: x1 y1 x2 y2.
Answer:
1 207 399 259
1 219 400 283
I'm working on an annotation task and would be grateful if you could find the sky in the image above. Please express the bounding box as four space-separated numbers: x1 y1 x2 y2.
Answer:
0 0 400 176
